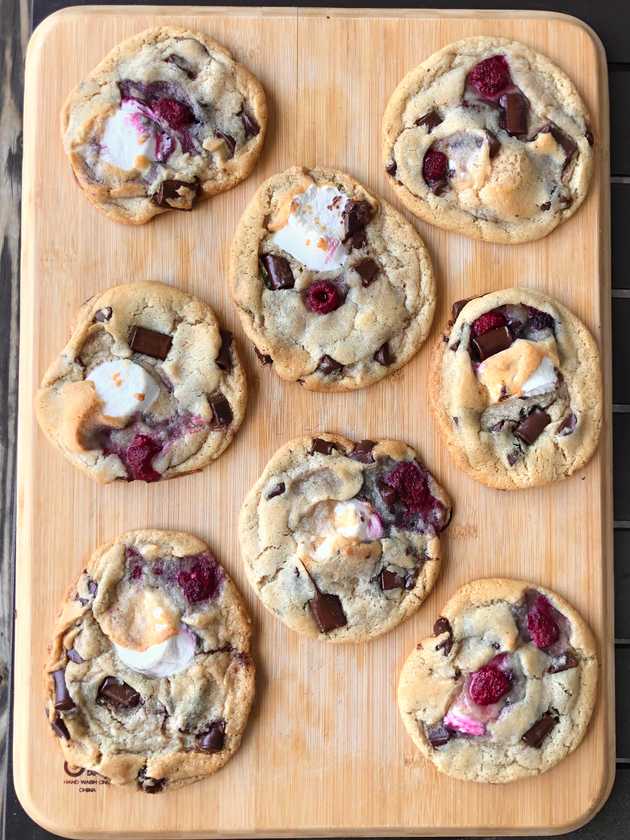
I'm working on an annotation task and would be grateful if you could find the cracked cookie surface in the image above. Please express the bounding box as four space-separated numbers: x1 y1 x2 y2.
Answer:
36 281 246 484
62 26 266 224
383 37 593 243
230 166 436 391
45 529 255 793
398 578 598 783
430 288 601 490
239 434 451 642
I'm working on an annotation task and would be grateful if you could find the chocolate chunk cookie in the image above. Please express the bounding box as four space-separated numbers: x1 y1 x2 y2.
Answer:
230 167 436 391
45 530 255 793
63 26 266 224
398 578 598 783
383 37 593 243
239 434 452 642
36 282 246 483
430 289 601 489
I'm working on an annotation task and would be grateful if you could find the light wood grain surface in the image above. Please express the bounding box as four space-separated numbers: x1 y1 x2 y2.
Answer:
14 6 614 838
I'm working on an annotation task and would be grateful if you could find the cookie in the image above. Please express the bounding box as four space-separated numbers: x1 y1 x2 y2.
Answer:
45 530 255 793
36 282 246 484
62 26 267 224
383 37 593 243
430 288 601 490
230 166 436 391
239 434 451 642
398 578 598 783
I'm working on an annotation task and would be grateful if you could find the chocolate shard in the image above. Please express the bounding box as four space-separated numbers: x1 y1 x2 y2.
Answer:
354 257 379 287
254 346 273 365
585 126 594 146
415 110 442 132
514 408 551 446
380 568 405 591
51 712 71 740
97 676 141 710
433 616 453 655
216 130 236 158
499 91 529 136
547 652 578 674
153 178 199 209
349 440 376 464
426 722 452 748
521 710 559 748
557 412 577 436
166 53 197 79
241 110 260 138
507 448 521 466
450 297 474 323
317 355 344 376
266 481 285 500
260 253 295 290
66 648 84 665
138 767 165 794
209 392 233 427
52 669 76 712
374 342 394 366
196 720 226 753
342 199 374 243
129 325 173 360
215 329 233 372
348 228 367 250
94 307 112 323
485 130 501 158
308 590 347 633
378 479 398 508
472 325 512 361
386 160 397 176
310 438 339 455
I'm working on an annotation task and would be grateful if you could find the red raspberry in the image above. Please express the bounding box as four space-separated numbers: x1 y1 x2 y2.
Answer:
176 554 223 603
125 434 162 482
468 664 511 706
527 595 559 650
472 310 507 336
468 55 512 100
422 148 448 185
385 462 432 514
152 98 194 130
306 280 343 314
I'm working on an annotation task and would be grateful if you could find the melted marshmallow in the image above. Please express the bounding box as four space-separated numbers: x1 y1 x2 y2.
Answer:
100 100 156 171
114 624 196 678
87 359 159 422
313 500 383 561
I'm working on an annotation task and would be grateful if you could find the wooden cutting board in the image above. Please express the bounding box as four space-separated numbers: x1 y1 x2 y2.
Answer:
15 6 614 838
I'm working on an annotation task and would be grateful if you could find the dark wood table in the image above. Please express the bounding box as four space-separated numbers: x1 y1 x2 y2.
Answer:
1 1 628 837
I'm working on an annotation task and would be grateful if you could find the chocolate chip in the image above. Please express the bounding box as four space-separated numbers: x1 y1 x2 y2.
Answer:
260 253 295 290
433 616 453 655
216 130 236 158
521 710 559 748
386 160 397 176
348 228 368 249
585 126 594 146
539 123 578 179
138 768 165 794
97 677 141 710
51 712 71 740
215 329 233 371
354 258 379 287
209 392 233 427
266 482 285 500
450 297 478 324
76 576 97 606
129 325 172 360
342 200 374 243
94 307 112 323
507 448 521 466
499 91 528 136
240 110 260 138
540 201 551 211
557 412 577 436
153 179 199 209
415 110 442 132
166 53 197 78
52 670 75 712
197 720 226 753
378 479 398 508
317 355 344 376
349 440 376 464
66 648 84 665
310 438 339 455
426 722 452 748
374 342 393 366
254 346 273 365
380 568 405 590
472 325 512 361
547 652 578 674
485 130 501 158
308 589 347 633
514 408 551 446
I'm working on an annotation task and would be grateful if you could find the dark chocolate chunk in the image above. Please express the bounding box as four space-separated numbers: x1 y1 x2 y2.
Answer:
451 297 474 323
240 110 260 138
266 482 285 500
433 616 453 655
310 438 339 455
129 325 173 360
507 448 521 466
557 411 577 436
216 130 236 158
254 346 273 365
380 568 405 590
426 722 452 748
374 342 393 366
540 201 551 212
94 307 112 323
52 670 75 712
349 440 376 464
539 123 578 179
378 479 398 508
197 720 226 753
66 648 84 665
215 329 233 372
514 408 551 446
138 768 165 794
317 354 344 376
485 130 501 158
209 392 233 427
153 179 199 209
354 257 379 287
348 228 368 250
342 199 374 243
51 712 71 740
499 91 528 136
415 110 442 132
308 590 347 633
97 676 141 710
166 53 197 79
472 325 512 361
386 160 397 176
260 253 295 290
547 652 578 674
521 710 559 748
585 126 594 146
